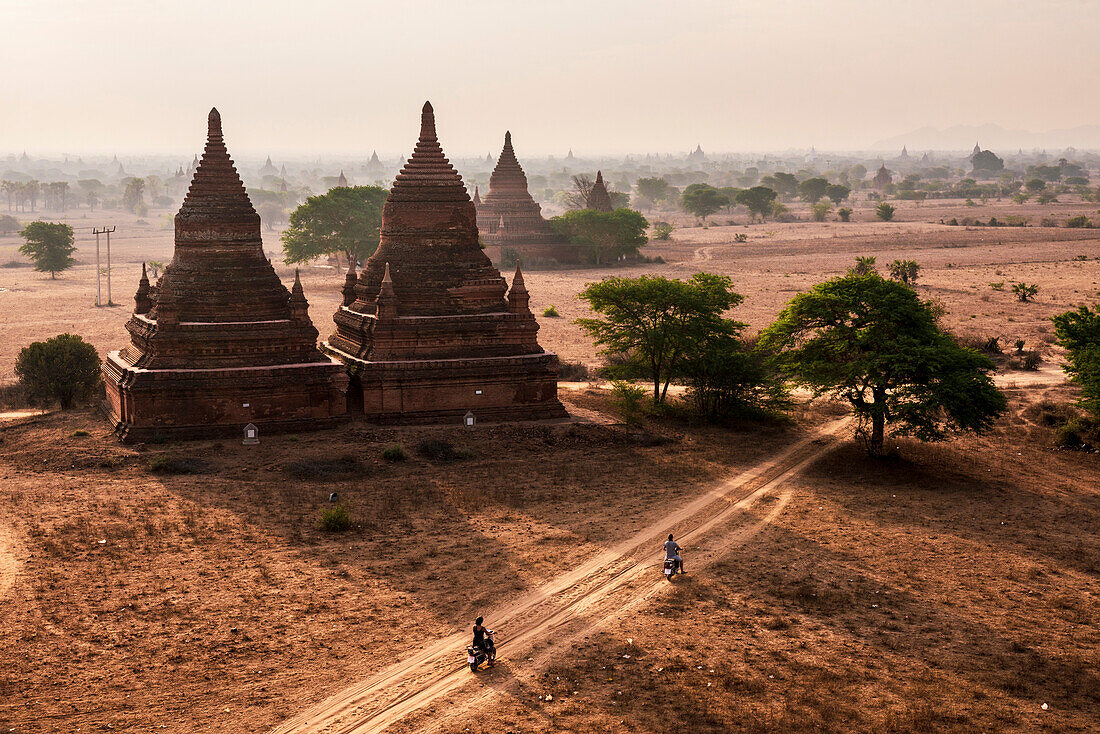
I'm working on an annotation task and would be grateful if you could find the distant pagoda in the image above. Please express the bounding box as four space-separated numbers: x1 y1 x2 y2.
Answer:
103 108 347 442
476 131 574 262
585 170 613 211
873 163 892 189
323 102 564 422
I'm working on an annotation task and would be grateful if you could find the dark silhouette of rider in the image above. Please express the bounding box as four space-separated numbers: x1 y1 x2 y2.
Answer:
664 533 684 573
472 616 494 664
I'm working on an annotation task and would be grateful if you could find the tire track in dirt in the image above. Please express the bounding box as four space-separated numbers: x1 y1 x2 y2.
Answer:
272 417 851 734
0 525 20 602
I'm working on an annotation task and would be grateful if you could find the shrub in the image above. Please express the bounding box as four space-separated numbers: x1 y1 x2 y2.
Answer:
888 259 920 285
1066 215 1093 228
810 202 831 222
15 333 101 409
982 336 1002 354
990 282 1005 291
1014 339 1026 353
558 360 590 381
875 202 896 221
1022 351 1041 370
382 445 407 462
652 222 673 240
1012 282 1039 302
837 207 852 222
609 380 648 423
683 336 789 423
318 504 352 532
1054 416 1098 450
850 256 877 275
69 429 90 438
542 305 560 318
734 233 747 242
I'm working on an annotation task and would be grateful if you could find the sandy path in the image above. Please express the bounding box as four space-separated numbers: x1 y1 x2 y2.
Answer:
0 525 20 602
271 417 852 734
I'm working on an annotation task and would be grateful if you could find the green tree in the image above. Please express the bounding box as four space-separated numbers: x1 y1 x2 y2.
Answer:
683 335 790 422
762 172 798 197
971 150 1004 174
875 202 896 221
760 274 1006 457
735 186 778 222
122 178 146 215
652 222 673 240
810 201 832 222
797 177 829 203
1052 305 1100 417
825 184 851 205
19 221 76 278
635 177 671 207
1012 282 1039 302
680 183 728 221
837 207 853 222
888 259 920 285
15 333 101 409
851 255 878 275
576 273 742 403
1025 178 1046 193
0 213 18 235
550 208 649 265
282 185 388 270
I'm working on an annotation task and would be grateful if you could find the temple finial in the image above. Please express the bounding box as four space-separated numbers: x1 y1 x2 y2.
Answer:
504 131 512 146
507 261 530 314
419 101 437 141
376 262 398 318
512 261 526 290
207 107 222 139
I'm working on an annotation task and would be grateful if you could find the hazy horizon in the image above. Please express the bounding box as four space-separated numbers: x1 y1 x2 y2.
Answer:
3 0 1099 158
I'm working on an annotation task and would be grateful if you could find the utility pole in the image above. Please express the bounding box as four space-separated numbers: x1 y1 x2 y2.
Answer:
92 226 116 306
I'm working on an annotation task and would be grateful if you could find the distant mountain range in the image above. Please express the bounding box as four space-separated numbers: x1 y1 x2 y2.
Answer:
871 124 1100 152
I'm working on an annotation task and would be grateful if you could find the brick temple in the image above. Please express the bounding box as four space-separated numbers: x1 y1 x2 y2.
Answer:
103 108 348 442
323 102 565 423
476 131 575 263
586 170 613 211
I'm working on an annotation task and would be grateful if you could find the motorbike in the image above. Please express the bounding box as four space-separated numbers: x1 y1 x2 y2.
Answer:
663 557 681 581
466 629 497 672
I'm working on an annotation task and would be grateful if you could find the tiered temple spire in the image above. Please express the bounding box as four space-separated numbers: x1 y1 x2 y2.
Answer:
586 170 613 211
102 108 347 442
323 101 564 422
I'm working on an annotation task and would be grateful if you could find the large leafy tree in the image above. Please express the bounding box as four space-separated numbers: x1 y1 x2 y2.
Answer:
680 183 728 221
15 333 101 409
1052 305 1100 417
19 221 76 278
797 177 829 203
825 184 851 205
735 186 778 222
576 273 742 403
635 177 671 207
550 208 649 265
281 185 387 270
760 274 1006 457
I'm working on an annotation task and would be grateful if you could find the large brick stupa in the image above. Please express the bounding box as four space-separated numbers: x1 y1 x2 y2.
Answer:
103 108 348 442
323 102 565 422
476 131 574 263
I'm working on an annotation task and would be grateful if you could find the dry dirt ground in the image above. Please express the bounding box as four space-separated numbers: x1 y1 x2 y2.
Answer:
0 198 1098 733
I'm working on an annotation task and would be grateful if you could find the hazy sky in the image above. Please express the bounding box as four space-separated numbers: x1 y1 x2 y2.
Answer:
2 0 1098 157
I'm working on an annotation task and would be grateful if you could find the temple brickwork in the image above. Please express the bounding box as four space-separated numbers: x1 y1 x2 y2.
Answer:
323 102 565 423
103 108 348 442
586 170 613 211
475 131 576 264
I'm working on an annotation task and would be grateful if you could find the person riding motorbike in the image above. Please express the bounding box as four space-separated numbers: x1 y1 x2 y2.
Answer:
664 533 684 574
472 616 495 665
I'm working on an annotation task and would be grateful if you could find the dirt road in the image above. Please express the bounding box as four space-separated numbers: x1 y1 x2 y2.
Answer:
272 417 852 734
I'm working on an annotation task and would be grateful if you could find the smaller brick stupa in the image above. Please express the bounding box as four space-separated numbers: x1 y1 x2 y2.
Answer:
103 108 347 442
476 131 573 263
586 170 613 211
324 102 564 422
